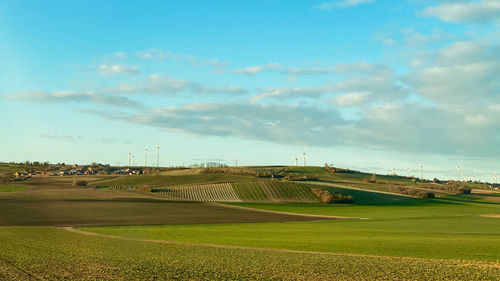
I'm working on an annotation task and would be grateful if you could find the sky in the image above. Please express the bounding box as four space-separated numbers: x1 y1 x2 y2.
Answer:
1 0 499 182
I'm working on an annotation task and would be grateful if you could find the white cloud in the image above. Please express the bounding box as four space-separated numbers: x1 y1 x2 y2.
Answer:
248 62 407 104
250 86 327 103
334 92 371 107
137 49 226 73
283 67 336 75
232 63 281 76
83 99 500 157
421 0 500 24
232 63 338 77
111 74 248 96
84 103 348 147
98 64 140 76
9 91 143 108
406 41 500 105
316 0 375 10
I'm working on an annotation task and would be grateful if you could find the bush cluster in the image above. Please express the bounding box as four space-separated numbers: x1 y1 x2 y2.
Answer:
389 186 435 198
324 164 355 174
75 180 88 186
311 188 354 204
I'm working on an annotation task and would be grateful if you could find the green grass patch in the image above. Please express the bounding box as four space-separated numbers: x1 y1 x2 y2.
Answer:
315 184 419 204
2 226 498 280
83 196 500 262
0 185 28 192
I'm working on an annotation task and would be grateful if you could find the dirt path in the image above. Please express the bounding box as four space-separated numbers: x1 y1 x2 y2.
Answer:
60 227 500 269
480 214 500 218
209 202 366 220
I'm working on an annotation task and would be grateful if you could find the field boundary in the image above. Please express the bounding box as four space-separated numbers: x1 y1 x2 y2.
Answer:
211 202 364 220
60 227 500 269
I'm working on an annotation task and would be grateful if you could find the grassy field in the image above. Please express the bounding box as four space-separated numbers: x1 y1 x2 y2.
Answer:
83 196 500 262
0 184 29 192
2 227 498 280
1 170 499 280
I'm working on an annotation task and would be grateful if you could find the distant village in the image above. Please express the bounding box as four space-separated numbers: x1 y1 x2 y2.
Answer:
0 162 145 181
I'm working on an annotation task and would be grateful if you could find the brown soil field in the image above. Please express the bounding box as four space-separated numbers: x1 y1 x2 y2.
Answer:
0 189 335 226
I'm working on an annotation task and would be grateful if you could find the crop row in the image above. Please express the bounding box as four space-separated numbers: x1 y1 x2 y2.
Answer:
232 182 269 201
154 183 242 202
259 181 319 203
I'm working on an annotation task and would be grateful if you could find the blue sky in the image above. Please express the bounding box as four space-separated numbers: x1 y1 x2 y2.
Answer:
1 0 500 182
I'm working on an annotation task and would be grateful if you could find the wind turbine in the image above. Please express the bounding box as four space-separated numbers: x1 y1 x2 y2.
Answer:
457 161 462 182
494 172 498 184
406 168 411 177
145 148 148 167
419 161 424 180
392 168 396 176
132 154 135 167
156 145 160 169
128 152 131 167
302 145 307 166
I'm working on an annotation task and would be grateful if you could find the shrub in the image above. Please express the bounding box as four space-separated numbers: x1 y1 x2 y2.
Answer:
460 187 472 194
138 185 152 192
311 188 354 204
75 180 88 186
426 192 435 198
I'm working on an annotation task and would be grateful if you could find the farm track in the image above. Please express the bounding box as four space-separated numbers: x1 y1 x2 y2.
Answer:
60 227 500 269
211 203 363 220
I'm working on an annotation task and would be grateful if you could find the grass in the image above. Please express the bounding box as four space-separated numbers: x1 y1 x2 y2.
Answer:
1 171 499 279
83 196 500 262
0 184 29 192
2 227 498 280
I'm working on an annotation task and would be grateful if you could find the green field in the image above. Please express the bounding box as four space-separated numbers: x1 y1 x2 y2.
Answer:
0 184 29 192
83 195 500 262
1 170 499 280
2 227 498 280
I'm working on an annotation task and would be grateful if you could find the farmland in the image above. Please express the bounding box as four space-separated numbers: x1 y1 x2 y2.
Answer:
2 227 499 280
0 168 499 280
0 184 29 192
83 196 500 262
